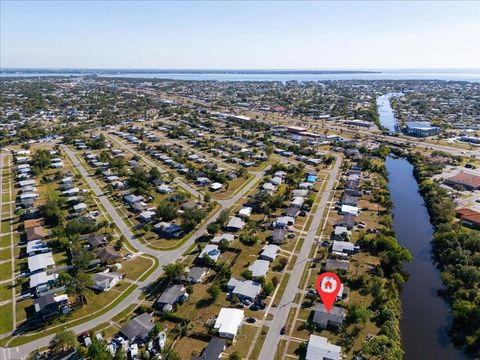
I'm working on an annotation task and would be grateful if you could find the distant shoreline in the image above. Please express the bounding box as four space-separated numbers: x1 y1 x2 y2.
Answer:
0 68 380 75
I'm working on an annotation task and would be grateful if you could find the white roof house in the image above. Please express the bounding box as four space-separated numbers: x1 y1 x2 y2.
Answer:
249 259 270 278
306 334 341 360
292 189 309 198
271 176 283 186
51 161 64 168
29 271 58 290
274 216 295 228
211 233 235 245
199 244 221 262
139 210 156 222
26 240 49 256
213 308 244 339
28 252 55 273
157 184 173 194
238 206 252 219
340 205 359 216
106 175 120 183
92 272 122 291
299 182 314 190
291 197 304 208
210 182 223 191
262 182 276 192
332 241 359 256
19 192 39 200
73 203 87 212
260 244 280 262
226 217 245 231
18 179 36 187
63 187 80 196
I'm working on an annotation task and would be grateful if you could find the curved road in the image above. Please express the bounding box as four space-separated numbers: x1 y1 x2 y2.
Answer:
1 145 265 360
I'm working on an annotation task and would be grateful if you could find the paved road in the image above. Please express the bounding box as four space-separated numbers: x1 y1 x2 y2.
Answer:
257 154 342 360
106 134 203 199
1 145 265 360
106 133 267 209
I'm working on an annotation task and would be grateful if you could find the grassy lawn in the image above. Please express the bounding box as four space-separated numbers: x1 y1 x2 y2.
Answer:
123 256 154 281
0 247 11 261
225 324 258 358
1 220 11 234
209 174 254 200
15 298 33 324
173 336 209 359
0 303 13 333
3 284 139 347
0 261 12 282
0 283 12 302
250 325 269 359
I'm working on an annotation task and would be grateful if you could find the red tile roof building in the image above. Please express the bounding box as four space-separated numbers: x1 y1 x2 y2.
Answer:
445 171 480 191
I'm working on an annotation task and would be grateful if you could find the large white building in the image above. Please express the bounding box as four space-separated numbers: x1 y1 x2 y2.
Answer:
213 308 244 339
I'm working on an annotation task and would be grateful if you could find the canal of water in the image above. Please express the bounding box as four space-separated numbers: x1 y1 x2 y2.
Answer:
385 157 469 360
376 93 402 133
378 93 469 359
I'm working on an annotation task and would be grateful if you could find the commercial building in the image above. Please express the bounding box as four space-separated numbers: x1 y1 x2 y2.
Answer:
403 121 440 137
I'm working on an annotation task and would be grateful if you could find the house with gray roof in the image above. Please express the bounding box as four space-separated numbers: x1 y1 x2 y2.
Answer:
227 278 261 301
325 259 350 272
260 244 280 262
187 267 208 283
119 313 154 342
156 284 188 309
312 304 345 329
248 259 270 279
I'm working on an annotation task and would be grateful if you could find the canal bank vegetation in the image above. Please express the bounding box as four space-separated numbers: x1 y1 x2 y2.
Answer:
356 147 411 360
402 150 480 358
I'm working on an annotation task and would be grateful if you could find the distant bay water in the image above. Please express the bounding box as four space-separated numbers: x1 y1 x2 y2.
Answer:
1 69 479 82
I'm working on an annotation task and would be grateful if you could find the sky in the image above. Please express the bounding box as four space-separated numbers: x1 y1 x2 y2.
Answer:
1 1 479 69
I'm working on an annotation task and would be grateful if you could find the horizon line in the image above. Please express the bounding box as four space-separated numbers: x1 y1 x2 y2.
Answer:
2 67 480 71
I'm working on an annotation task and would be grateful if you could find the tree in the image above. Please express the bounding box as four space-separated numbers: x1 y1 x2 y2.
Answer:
49 330 77 355
163 263 187 284
207 283 220 301
31 149 51 174
129 167 152 194
57 272 73 287
204 193 211 203
88 339 112 360
181 207 206 232
163 350 181 360
156 200 178 221
241 269 253 280
207 222 220 235
149 166 162 181
228 352 242 360
216 209 230 226
66 271 93 306
218 238 229 252
262 282 275 296
346 304 371 326
115 236 125 251
40 200 63 227
149 323 162 339
361 335 403 360
113 347 127 360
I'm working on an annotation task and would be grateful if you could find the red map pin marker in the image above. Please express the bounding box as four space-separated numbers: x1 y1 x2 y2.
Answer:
315 272 342 313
